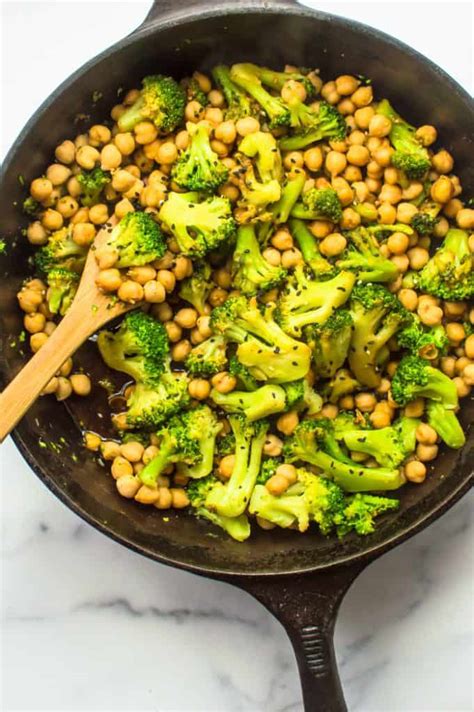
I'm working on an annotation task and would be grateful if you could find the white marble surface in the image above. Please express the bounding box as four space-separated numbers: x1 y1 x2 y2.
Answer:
1 2 473 711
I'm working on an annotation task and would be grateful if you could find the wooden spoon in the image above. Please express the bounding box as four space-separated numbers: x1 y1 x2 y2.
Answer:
0 220 133 442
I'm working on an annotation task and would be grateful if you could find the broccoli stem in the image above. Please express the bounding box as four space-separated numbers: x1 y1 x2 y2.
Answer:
196 508 251 542
118 97 145 133
139 440 175 488
426 401 466 449
305 450 405 492
289 218 332 275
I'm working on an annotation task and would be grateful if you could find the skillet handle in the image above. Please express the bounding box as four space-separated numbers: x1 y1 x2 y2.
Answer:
142 0 299 26
236 562 366 712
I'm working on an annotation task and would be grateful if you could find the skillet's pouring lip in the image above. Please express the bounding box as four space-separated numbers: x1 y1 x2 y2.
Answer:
2 1 474 579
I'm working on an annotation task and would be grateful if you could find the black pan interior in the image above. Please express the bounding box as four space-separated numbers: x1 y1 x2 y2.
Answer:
1 7 473 577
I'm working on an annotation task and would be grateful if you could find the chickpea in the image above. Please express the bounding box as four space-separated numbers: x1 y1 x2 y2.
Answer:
41 209 63 231
75 145 100 170
29 331 48 354
235 116 260 136
320 233 347 257
366 177 382 194
263 247 281 266
211 371 237 394
116 475 141 499
25 220 48 246
405 460 427 483
30 177 53 202
454 376 470 399
89 204 109 225
55 195 78 219
354 106 375 129
339 395 355 410
407 246 430 271
416 443 438 462
171 339 192 362
114 132 136 156
155 141 177 165
464 335 474 360
17 288 42 313
273 464 296 485
351 85 373 107
195 316 211 339
24 312 46 334
354 392 376 413
128 265 156 285
303 146 323 172
440 356 456 377
96 268 122 292
209 287 228 306
332 176 353 205
219 183 240 201
135 485 160 505
142 445 159 465
337 98 355 115
98 143 121 171
346 145 370 167
404 398 425 417
101 440 121 460
343 165 363 182
185 100 205 122
387 232 409 256
172 255 193 281
283 151 304 171
352 181 369 203
368 114 392 138
134 120 158 145
431 149 453 174
143 280 166 303
463 364 474 386
119 441 144 463
416 423 438 446
266 474 290 496
418 304 443 327
114 198 135 220
456 208 474 229
325 150 347 176
397 288 418 311
281 248 303 269
430 176 453 204
55 376 73 401
276 411 299 436
455 357 470 375
271 228 294 251
320 80 340 105
340 207 361 230
214 120 237 145
433 217 449 238
219 454 236 480
153 487 172 509
309 220 333 239
208 89 225 107
84 431 101 452
165 321 182 342
174 308 198 330
117 280 144 304
170 488 190 509
446 322 466 344
188 378 211 400
370 409 391 429
67 373 90 396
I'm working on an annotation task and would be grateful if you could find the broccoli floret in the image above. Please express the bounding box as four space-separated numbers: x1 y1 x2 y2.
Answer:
237 163 282 219
77 168 110 207
323 368 360 404
216 431 236 457
333 493 399 536
228 355 258 391
181 76 209 106
187 476 251 542
376 99 431 179
306 309 353 379
291 187 343 222
426 401 466 449
139 409 207 488
283 379 323 415
235 131 284 219
185 334 228 376
337 227 399 283
212 65 255 121
206 415 268 517
338 416 419 469
251 64 315 98
230 63 291 128
256 457 280 484
391 355 459 409
349 284 410 388
105 211 166 268
289 218 333 278
410 202 441 236
211 383 287 421
46 268 79 315
397 319 448 359
123 371 190 430
177 406 223 479
283 419 405 492
23 196 40 217
417 228 474 301
35 226 87 275
118 74 186 133
159 192 236 258
239 131 283 183
231 224 287 295
178 262 212 315
97 310 168 386
172 121 229 192
279 102 346 151
211 297 312 383
277 267 355 337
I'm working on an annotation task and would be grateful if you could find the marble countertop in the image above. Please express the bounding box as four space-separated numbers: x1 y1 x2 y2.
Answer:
1 2 473 710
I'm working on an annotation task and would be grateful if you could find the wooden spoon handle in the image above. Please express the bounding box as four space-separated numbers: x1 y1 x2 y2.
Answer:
0 307 92 443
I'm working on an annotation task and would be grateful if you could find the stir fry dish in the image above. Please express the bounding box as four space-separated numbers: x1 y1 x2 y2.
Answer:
16 65 474 541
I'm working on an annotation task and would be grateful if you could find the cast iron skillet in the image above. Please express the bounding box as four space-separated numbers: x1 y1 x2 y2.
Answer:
1 1 473 709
